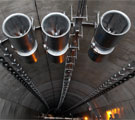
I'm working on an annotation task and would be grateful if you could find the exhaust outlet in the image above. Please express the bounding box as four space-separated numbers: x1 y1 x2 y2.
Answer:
41 12 71 63
88 10 131 62
2 13 38 63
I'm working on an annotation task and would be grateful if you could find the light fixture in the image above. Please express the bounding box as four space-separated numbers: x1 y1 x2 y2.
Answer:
88 10 131 62
10 70 16 75
7 66 13 71
123 77 128 81
2 62 9 67
14 74 19 78
41 12 71 63
2 13 38 63
127 73 134 78
0 57 5 63
84 116 88 120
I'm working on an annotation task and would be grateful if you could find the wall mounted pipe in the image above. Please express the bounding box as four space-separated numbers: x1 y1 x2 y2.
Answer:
2 13 38 63
41 12 71 63
88 10 131 62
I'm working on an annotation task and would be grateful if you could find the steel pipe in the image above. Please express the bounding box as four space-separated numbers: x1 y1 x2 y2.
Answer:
2 13 38 63
41 12 71 63
88 10 131 62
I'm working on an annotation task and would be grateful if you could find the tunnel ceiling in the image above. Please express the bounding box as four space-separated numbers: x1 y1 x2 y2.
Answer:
0 0 135 116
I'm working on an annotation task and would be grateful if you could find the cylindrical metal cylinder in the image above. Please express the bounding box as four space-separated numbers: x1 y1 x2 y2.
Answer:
41 12 71 63
94 10 131 49
41 12 71 51
2 13 38 63
88 10 131 62
2 13 36 53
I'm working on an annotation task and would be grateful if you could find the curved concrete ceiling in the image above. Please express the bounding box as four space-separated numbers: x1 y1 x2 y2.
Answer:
0 0 135 119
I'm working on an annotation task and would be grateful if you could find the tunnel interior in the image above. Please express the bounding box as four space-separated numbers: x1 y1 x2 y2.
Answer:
0 0 135 120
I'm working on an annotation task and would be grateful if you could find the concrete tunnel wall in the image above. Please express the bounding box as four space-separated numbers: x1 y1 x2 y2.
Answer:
90 77 135 120
0 54 44 119
72 77 135 119
0 97 40 119
0 0 135 119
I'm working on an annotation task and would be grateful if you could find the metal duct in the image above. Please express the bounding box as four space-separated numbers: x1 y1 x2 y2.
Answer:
2 13 38 63
41 12 71 63
88 10 131 62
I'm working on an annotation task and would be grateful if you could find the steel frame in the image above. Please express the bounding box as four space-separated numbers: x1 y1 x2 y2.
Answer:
56 2 100 110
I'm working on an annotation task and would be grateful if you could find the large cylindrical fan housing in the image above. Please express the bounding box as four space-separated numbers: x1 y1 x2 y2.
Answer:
2 13 38 63
88 10 131 62
41 12 71 63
